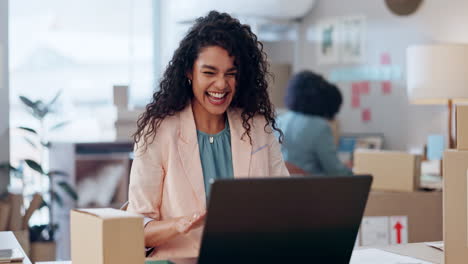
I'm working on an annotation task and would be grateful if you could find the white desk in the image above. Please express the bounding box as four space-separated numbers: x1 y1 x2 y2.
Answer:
0 231 32 264
375 243 442 264
36 244 443 264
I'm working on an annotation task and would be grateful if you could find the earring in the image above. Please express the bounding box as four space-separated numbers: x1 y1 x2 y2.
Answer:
188 79 192 85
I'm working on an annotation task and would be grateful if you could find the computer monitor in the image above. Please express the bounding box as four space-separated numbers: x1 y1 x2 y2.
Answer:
198 175 372 264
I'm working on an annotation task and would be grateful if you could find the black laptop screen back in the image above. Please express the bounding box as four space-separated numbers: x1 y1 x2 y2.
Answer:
198 175 372 264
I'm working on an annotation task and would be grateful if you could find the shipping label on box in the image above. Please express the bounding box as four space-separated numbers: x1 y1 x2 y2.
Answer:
360 216 390 246
389 216 408 244
359 216 408 247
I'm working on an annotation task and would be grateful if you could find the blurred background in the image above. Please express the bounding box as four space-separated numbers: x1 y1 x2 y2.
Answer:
1 0 466 261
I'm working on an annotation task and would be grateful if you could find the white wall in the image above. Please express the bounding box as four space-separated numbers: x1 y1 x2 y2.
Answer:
0 0 9 194
158 0 467 150
294 0 468 150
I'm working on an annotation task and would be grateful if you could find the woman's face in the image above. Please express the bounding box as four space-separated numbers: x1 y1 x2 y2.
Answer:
189 46 237 117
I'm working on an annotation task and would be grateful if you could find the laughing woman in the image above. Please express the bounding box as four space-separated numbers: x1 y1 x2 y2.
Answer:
127 11 289 259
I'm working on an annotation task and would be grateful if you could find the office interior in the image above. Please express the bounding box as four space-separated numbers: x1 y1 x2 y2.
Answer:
1 0 467 263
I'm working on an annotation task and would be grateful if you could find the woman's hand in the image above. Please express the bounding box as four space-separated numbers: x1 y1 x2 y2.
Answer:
175 211 206 234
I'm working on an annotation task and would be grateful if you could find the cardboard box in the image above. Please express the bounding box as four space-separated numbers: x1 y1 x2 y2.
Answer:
30 241 56 262
267 63 291 110
359 191 442 246
443 150 468 263
457 105 468 150
0 200 10 231
71 208 144 264
113 85 129 109
13 229 30 257
8 193 23 231
353 150 422 192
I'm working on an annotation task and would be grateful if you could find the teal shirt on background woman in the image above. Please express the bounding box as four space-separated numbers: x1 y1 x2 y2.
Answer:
197 119 234 199
277 111 352 176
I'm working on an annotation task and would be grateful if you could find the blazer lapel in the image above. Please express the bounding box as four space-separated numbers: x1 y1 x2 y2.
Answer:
228 109 252 178
177 103 206 209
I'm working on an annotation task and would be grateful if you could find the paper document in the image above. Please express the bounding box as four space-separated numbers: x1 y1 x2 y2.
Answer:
0 248 25 263
350 248 433 264
425 241 444 251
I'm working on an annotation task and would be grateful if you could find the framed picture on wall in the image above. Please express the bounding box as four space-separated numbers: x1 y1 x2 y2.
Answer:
340 16 366 63
316 18 340 65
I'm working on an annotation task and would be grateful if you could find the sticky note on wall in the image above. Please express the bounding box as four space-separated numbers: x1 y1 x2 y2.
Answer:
360 82 370 94
380 53 391 65
382 81 392 94
362 108 371 122
352 95 361 108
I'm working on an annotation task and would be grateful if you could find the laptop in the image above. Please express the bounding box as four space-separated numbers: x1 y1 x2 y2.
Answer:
197 175 372 264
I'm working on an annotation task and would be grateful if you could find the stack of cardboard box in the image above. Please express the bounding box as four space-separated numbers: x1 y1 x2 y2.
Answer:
443 105 468 263
353 150 442 246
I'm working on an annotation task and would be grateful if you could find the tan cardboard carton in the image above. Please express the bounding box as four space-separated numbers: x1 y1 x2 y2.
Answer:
71 208 144 264
8 193 23 231
362 191 442 245
113 85 129 109
457 105 468 150
443 150 468 263
353 150 421 192
0 200 10 231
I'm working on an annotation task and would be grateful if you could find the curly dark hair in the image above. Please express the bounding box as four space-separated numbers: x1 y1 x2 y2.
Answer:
284 70 343 120
133 10 283 147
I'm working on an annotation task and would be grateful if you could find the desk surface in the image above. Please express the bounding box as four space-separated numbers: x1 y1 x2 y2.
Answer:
0 231 32 264
36 243 444 264
375 243 443 264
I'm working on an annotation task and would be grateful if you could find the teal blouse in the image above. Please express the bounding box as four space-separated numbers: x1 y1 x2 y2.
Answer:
196 119 234 199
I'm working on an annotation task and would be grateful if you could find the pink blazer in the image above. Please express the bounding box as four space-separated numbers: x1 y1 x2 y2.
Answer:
127 103 289 259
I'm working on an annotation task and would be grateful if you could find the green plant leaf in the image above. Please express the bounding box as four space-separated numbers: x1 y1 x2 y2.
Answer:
24 159 45 175
35 100 49 119
41 141 52 148
57 181 78 201
39 200 49 209
51 191 64 207
0 162 18 172
49 121 70 131
47 170 68 177
48 90 62 108
17 126 38 134
19 96 36 109
23 137 38 149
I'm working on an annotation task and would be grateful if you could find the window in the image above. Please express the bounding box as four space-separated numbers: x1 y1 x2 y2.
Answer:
9 0 156 142
8 0 157 229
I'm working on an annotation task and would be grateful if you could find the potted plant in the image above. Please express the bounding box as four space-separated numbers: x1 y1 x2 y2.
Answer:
0 91 78 261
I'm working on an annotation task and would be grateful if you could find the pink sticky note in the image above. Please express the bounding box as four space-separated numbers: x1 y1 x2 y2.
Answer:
360 82 370 95
352 94 360 108
352 83 361 95
382 81 392 94
380 53 391 65
362 108 371 122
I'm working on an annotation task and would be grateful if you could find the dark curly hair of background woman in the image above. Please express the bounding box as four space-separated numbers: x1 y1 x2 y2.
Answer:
133 10 283 147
